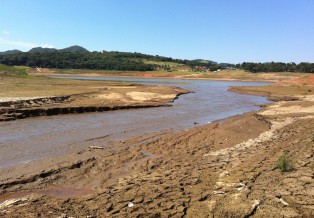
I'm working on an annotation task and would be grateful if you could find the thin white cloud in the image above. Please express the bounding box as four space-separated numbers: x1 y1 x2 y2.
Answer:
41 43 54 48
3 31 9 35
0 38 54 49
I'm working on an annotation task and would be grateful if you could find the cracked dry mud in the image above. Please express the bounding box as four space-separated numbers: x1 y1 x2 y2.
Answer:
0 95 314 217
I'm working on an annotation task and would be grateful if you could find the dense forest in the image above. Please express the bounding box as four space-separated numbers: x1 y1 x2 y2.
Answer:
237 62 314 73
0 46 216 71
0 52 155 71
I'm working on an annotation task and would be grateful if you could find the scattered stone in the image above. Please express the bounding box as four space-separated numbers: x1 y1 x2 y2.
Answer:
278 198 289 207
213 191 225 195
193 178 201 184
0 198 30 209
58 213 67 218
89 146 104 150
251 200 260 210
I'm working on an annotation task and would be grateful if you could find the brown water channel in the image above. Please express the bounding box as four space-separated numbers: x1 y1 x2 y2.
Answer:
0 77 270 169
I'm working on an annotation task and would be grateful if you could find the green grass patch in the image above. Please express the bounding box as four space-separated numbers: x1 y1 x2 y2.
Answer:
0 64 29 77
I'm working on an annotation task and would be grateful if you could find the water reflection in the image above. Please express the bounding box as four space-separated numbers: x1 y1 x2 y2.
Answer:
0 77 270 168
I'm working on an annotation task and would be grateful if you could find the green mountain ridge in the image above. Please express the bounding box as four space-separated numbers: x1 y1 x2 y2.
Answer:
59 45 90 53
0 45 90 54
193 59 217 65
0 49 23 55
29 47 58 53
28 45 89 53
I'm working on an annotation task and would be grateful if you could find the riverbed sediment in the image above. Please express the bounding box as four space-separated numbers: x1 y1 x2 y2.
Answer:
0 75 313 217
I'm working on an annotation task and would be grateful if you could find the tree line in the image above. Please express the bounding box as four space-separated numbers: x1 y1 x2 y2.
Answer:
236 62 314 73
1 50 313 73
0 52 154 71
0 51 215 71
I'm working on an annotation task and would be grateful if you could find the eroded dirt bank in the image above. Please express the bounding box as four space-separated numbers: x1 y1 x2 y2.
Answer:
0 91 313 217
0 76 189 121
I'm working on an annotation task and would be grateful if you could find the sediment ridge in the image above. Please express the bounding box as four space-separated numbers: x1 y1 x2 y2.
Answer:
0 96 170 122
0 85 189 121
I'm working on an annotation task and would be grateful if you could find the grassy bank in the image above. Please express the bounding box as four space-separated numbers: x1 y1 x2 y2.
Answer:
0 64 29 77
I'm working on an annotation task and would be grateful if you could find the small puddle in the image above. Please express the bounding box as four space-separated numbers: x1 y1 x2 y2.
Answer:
0 185 95 204
36 185 95 199
0 191 31 204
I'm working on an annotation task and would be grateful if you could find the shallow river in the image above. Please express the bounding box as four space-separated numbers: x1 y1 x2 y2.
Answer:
0 77 270 168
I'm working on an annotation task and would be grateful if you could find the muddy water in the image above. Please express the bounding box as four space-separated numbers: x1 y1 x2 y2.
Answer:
0 77 270 169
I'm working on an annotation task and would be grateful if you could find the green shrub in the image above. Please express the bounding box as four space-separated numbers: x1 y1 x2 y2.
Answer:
311 134 314 142
278 153 293 172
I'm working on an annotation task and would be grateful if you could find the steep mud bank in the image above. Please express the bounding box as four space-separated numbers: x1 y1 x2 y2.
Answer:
0 96 171 122
0 89 188 122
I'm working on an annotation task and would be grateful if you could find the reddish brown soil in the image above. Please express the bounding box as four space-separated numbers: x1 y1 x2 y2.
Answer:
283 75 314 85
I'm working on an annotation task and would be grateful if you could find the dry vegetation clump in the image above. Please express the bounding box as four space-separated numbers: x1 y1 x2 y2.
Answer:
278 153 294 172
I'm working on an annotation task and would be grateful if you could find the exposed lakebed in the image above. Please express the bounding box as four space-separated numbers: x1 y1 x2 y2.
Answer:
0 77 270 168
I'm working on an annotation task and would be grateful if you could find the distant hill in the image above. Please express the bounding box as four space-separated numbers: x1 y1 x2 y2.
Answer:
193 59 217 65
219 63 236 68
59 45 89 53
28 45 89 53
0 49 22 55
29 47 58 53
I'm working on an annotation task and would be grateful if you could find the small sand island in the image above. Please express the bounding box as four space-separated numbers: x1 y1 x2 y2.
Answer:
0 62 313 217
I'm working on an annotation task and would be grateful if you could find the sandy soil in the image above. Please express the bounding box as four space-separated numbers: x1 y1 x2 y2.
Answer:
0 74 313 217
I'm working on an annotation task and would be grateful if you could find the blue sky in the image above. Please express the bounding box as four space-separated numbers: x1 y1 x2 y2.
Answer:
0 0 313 63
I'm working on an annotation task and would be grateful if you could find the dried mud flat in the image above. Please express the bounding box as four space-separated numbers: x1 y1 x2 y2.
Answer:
0 78 314 217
